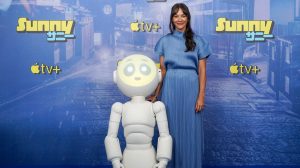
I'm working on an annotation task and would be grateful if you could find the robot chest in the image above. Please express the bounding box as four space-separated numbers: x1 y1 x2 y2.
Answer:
122 104 155 127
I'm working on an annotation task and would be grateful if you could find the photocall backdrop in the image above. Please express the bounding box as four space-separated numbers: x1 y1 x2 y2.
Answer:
0 0 300 167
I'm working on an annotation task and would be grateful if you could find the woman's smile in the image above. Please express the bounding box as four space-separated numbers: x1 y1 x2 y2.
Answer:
172 8 188 32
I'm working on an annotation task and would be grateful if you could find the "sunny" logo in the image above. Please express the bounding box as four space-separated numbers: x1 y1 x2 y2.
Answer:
17 17 75 42
216 17 274 42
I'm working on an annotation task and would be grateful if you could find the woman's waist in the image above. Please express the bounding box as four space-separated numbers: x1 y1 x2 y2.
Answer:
166 68 198 74
165 68 198 80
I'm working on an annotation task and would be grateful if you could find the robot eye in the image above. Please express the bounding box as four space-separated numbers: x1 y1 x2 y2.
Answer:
124 63 135 76
140 64 151 75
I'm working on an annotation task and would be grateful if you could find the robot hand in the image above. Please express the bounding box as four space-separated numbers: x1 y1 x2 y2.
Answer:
153 159 168 168
112 158 124 168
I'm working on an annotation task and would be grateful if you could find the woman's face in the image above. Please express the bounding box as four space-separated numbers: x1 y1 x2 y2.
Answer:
172 8 188 32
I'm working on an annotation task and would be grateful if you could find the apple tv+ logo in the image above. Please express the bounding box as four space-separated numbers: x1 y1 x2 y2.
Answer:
31 63 61 75
230 63 261 75
130 20 161 32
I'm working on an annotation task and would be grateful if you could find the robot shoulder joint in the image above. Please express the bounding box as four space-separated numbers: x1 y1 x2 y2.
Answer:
112 102 123 114
153 101 166 114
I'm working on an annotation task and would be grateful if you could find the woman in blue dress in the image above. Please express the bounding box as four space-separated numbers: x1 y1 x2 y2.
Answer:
148 3 212 168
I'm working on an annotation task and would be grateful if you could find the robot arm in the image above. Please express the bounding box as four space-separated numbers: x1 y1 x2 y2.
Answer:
153 101 172 167
104 102 124 167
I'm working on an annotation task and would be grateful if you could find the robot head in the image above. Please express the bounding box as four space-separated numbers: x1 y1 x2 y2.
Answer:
113 54 162 97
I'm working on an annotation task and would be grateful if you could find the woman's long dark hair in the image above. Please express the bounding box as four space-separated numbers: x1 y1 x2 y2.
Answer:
169 3 196 52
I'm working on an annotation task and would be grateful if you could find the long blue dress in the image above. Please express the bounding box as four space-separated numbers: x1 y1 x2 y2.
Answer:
154 30 211 168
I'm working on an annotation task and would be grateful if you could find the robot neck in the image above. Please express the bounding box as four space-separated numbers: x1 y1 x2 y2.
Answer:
131 96 145 103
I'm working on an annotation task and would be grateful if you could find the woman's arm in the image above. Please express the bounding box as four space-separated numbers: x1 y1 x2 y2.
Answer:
195 58 207 112
148 56 166 102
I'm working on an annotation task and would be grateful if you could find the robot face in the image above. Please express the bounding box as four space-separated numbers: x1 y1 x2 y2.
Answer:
117 55 157 87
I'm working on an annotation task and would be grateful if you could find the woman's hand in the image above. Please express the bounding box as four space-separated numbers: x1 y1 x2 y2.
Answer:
147 95 157 102
195 96 205 112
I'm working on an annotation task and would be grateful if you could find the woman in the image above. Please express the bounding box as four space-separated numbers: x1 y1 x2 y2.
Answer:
148 3 212 168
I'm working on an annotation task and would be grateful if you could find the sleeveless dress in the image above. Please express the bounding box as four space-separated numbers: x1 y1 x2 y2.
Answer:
154 30 211 168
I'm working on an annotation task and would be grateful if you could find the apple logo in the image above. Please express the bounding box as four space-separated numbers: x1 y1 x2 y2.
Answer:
31 63 40 74
230 63 239 74
130 20 140 32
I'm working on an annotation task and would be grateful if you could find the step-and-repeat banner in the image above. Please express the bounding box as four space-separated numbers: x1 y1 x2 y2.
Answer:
0 0 299 167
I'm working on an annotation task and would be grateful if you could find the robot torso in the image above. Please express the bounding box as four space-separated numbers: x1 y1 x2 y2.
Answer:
122 101 155 146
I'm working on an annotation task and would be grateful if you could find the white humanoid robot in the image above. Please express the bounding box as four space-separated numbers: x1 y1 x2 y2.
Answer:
104 54 172 168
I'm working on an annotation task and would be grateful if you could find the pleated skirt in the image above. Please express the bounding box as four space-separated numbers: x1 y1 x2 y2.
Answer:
161 69 204 168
